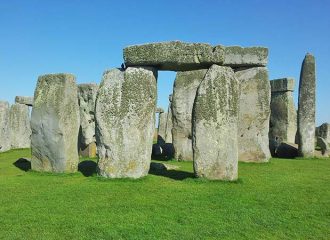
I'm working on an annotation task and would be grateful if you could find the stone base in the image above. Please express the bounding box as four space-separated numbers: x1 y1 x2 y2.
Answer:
79 142 97 158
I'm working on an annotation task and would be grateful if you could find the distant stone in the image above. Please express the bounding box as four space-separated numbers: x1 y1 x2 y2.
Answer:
0 101 10 152
269 78 297 150
235 67 271 162
9 103 31 149
96 67 157 178
31 73 80 173
150 162 179 171
297 53 316 157
164 104 173 143
157 112 167 144
193 65 239 180
172 69 207 161
156 107 164 113
79 142 97 158
124 41 224 71
15 96 33 106
77 83 98 152
317 137 329 155
276 142 298 158
223 46 268 67
315 123 330 145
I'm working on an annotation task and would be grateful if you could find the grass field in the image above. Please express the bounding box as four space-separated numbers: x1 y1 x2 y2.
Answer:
0 149 329 239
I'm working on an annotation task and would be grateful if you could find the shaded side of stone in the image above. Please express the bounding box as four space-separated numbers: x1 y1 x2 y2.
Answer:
193 65 239 181
315 123 330 145
157 112 167 144
0 101 11 152
270 78 295 92
15 96 33 106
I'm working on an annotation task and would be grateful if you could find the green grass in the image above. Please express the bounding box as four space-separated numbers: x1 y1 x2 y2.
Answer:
0 149 329 239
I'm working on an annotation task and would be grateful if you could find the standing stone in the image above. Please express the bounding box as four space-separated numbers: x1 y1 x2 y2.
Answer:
157 112 167 144
316 123 330 145
235 67 271 162
172 69 207 161
31 74 80 173
164 95 173 143
77 83 98 157
15 96 33 106
298 53 316 157
316 137 329 156
9 103 31 149
193 65 239 180
95 67 157 179
0 101 10 152
269 78 297 152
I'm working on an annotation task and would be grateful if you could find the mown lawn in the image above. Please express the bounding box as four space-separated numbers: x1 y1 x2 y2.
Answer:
0 149 329 239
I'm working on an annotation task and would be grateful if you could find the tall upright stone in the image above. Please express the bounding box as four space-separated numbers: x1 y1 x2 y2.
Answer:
0 101 10 152
31 74 80 173
9 103 31 149
77 83 98 157
316 123 330 145
235 67 271 162
193 65 239 180
269 78 297 147
297 53 316 157
164 95 173 143
157 112 167 144
95 67 157 178
172 69 207 161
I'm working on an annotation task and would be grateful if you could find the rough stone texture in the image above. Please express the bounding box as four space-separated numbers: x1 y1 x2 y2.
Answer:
156 107 164 113
164 104 173 143
193 65 239 180
15 96 33 106
95 67 157 178
79 142 97 158
223 46 268 67
235 67 271 162
172 69 207 161
315 123 330 145
317 137 328 155
77 83 98 154
157 112 167 144
124 41 224 71
269 78 297 147
9 103 31 149
297 53 316 157
31 73 80 173
0 101 11 152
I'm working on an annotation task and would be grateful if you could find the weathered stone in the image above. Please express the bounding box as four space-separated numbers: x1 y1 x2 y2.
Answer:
172 69 207 161
193 65 239 180
124 41 224 71
95 67 157 178
297 53 316 157
164 104 173 144
77 83 98 153
223 46 268 67
317 137 329 155
269 78 297 149
15 96 33 106
276 142 298 158
157 112 167 144
315 123 330 145
9 103 31 149
150 162 179 171
31 73 80 173
0 101 10 152
156 107 164 113
79 142 97 158
235 67 271 162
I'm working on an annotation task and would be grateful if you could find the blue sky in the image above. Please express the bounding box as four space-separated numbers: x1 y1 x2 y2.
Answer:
0 0 329 125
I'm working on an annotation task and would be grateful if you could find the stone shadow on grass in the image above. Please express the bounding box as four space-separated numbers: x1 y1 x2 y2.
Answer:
148 168 195 180
78 160 97 177
13 158 31 171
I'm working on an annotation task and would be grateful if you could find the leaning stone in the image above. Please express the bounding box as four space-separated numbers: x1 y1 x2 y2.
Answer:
297 53 316 157
77 83 98 153
95 67 157 178
157 112 167 144
172 69 207 161
31 73 80 173
317 137 329 155
15 96 33 106
9 103 31 149
269 78 297 148
235 67 271 162
193 65 239 180
223 46 268 67
315 123 330 145
0 101 11 152
124 41 224 71
276 142 298 158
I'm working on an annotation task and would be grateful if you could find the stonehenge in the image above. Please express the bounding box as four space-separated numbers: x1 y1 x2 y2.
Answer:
31 74 80 173
0 40 321 181
297 53 316 157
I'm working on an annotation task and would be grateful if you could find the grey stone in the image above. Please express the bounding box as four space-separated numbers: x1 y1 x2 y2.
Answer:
124 41 224 71
164 104 173 144
152 144 163 157
269 78 297 149
31 73 80 173
276 142 298 158
150 162 179 171
79 142 97 158
317 137 329 155
15 96 33 106
0 101 10 152
156 107 164 113
9 103 31 149
235 67 271 162
172 69 207 161
95 67 157 178
297 53 316 157
77 83 98 151
223 46 268 67
193 65 239 180
315 123 330 145
157 112 167 144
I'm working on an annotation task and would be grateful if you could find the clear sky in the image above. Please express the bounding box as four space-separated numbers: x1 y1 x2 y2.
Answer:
0 0 329 125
